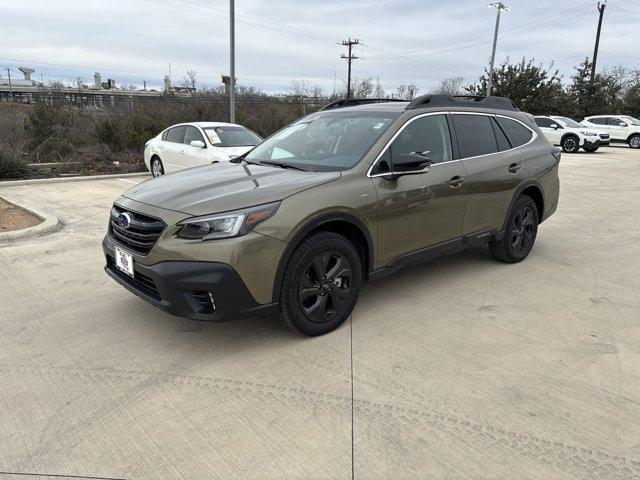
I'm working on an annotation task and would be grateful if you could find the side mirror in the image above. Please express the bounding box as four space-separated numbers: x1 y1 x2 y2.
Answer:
550 124 559 130
619 122 628 127
382 153 432 180
190 140 206 148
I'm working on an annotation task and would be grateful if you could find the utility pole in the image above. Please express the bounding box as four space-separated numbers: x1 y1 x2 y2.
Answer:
5 68 12 98
229 0 236 123
341 38 360 99
591 1 607 83
487 2 509 96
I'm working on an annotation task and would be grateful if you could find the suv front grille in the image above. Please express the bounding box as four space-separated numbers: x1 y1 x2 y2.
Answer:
109 205 165 255
106 256 161 301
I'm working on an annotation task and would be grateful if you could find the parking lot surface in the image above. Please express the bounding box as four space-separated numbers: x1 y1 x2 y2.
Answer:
1 147 639 480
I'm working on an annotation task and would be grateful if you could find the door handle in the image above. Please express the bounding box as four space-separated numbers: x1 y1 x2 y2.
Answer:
448 175 464 188
508 163 522 174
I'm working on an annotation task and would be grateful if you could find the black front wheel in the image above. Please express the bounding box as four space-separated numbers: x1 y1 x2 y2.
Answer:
277 231 362 336
489 195 539 263
561 136 580 153
629 134 640 149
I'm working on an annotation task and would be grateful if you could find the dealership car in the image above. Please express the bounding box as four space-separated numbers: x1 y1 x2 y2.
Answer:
104 95 560 336
144 122 262 176
534 115 609 153
581 115 640 149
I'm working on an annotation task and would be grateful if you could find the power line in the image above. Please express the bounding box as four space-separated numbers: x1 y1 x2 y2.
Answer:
341 39 360 99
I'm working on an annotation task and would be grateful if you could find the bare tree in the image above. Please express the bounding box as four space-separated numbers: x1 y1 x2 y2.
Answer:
288 79 312 98
180 70 197 91
374 76 385 98
430 77 465 95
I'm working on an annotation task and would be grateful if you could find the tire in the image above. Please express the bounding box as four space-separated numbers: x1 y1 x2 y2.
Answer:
561 135 580 153
629 134 640 149
151 157 164 177
489 195 539 264
275 231 362 336
583 145 599 153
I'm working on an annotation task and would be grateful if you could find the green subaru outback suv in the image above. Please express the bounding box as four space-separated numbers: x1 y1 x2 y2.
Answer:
103 95 560 336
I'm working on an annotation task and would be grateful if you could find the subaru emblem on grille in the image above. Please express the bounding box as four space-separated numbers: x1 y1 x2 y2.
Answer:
118 212 132 229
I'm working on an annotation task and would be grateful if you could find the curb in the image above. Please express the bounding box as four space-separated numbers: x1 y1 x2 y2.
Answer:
0 172 150 187
0 197 63 243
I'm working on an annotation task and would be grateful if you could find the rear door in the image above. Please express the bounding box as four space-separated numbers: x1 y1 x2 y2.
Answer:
163 125 186 172
180 126 210 169
453 113 531 235
372 113 468 267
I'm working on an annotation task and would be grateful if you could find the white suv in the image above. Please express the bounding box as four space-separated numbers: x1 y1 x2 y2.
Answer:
581 115 640 149
144 122 262 176
534 116 609 153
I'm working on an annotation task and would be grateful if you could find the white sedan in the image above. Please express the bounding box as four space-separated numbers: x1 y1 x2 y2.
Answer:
144 122 262 176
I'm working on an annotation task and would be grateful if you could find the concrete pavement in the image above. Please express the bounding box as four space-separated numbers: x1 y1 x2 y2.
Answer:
1 147 639 479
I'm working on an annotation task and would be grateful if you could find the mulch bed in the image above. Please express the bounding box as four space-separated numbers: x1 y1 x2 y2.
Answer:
0 198 42 233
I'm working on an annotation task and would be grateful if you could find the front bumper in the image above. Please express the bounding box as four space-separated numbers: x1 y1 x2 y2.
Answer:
103 237 277 321
583 138 602 148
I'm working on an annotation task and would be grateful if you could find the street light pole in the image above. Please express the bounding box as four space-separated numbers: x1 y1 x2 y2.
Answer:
229 0 236 123
487 2 509 96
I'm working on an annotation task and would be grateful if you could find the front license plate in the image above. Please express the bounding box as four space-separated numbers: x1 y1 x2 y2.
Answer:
115 246 134 278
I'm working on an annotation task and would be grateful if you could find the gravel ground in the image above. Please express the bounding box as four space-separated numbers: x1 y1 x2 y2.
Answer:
0 197 42 232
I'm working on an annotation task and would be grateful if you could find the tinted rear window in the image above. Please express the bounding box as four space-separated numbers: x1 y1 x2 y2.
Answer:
452 114 498 158
495 117 533 147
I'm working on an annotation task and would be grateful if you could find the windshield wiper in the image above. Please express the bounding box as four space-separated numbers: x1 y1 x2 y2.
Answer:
259 160 311 172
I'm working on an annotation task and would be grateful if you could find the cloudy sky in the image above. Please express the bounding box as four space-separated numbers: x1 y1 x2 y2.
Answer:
2 0 639 94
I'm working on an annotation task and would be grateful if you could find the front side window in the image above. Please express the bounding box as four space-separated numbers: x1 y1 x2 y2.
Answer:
204 126 262 147
166 125 186 143
535 117 555 128
452 114 499 158
183 126 205 145
495 117 533 147
371 114 452 175
606 117 621 125
245 111 400 171
553 117 582 128
621 116 640 126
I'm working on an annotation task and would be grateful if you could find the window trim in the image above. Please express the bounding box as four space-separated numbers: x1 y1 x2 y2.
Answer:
367 112 457 178
367 111 537 178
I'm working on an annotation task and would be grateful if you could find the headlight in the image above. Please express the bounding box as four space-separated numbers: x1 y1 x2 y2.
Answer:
580 131 598 137
176 202 280 240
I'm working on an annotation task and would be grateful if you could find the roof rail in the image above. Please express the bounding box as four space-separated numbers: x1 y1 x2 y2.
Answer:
406 95 520 112
319 98 407 111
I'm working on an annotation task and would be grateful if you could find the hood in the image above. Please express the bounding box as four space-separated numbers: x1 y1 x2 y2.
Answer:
122 162 340 216
215 145 255 158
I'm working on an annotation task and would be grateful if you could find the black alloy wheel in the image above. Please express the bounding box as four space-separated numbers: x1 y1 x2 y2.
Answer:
489 195 539 263
276 231 362 336
298 251 353 323
509 203 536 257
562 136 580 153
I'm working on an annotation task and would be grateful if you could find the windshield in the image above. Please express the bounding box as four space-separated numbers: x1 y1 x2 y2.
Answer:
245 111 400 171
203 126 262 147
621 116 640 126
554 117 582 128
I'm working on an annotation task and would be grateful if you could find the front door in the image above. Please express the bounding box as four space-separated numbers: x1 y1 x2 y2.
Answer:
607 117 629 141
372 113 468 267
180 126 210 169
